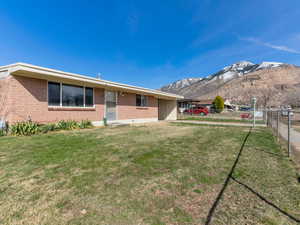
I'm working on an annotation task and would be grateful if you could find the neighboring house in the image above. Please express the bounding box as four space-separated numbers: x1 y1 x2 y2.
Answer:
178 99 214 112
178 98 237 112
224 99 237 110
0 63 183 125
197 99 214 109
177 99 196 112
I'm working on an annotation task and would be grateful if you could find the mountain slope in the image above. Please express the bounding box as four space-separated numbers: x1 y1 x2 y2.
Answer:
160 61 300 106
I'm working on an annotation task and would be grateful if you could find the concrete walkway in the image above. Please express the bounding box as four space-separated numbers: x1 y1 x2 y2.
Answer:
279 123 300 146
270 120 300 161
172 120 266 127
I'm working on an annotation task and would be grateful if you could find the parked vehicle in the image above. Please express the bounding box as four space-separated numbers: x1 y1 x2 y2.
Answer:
240 113 252 119
240 107 252 111
209 106 216 113
185 107 209 116
281 110 294 117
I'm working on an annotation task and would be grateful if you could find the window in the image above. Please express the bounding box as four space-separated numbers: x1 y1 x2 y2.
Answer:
136 94 148 107
85 87 94 107
62 84 84 107
48 82 60 106
48 82 94 107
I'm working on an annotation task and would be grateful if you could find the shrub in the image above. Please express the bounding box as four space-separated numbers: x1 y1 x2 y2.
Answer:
7 119 92 136
56 120 79 130
79 120 93 129
39 123 57 133
10 121 40 136
0 129 5 137
213 96 225 113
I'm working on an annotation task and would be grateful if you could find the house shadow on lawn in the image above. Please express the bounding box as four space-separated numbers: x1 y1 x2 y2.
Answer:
204 127 300 225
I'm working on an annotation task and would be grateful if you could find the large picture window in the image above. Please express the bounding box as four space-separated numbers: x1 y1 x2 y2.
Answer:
136 94 148 107
62 84 84 107
48 82 94 107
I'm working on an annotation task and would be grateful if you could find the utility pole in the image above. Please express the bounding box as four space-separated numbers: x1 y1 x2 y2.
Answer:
252 97 257 127
276 110 279 141
288 109 291 157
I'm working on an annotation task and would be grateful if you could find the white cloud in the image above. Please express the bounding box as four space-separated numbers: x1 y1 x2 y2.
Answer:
241 37 300 54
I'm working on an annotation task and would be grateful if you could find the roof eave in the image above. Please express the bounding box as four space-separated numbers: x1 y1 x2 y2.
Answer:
8 63 184 100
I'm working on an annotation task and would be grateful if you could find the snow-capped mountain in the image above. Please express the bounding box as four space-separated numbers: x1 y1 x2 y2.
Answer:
163 78 203 90
159 61 300 107
160 61 289 95
256 61 284 70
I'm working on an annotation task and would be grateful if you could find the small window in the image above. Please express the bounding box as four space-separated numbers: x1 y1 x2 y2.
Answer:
62 84 84 107
85 87 94 107
136 94 148 107
48 82 60 106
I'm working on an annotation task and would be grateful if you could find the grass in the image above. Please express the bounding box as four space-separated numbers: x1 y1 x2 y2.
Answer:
0 123 299 225
179 116 266 124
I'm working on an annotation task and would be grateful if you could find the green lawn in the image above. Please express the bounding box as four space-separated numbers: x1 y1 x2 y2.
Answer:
0 123 299 225
179 116 265 124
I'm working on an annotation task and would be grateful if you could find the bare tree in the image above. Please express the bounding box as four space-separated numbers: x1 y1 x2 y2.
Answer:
283 89 300 107
238 86 278 108
255 88 278 108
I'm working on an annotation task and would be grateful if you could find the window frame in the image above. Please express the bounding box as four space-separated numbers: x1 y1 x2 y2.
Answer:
47 81 95 108
136 94 148 107
85 87 94 107
48 81 61 106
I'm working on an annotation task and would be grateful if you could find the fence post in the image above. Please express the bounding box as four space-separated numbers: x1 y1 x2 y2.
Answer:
271 111 273 128
268 111 270 127
252 97 256 128
277 111 279 141
272 111 275 128
265 110 267 126
288 110 291 157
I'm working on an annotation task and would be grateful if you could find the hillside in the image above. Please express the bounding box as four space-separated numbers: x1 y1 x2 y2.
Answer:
160 61 300 107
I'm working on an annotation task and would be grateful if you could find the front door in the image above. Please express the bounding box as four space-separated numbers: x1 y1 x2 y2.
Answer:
105 91 117 121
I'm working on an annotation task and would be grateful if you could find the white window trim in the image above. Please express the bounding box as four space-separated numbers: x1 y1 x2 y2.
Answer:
47 81 95 108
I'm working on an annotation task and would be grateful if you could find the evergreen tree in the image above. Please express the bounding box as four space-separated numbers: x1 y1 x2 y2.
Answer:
213 96 224 113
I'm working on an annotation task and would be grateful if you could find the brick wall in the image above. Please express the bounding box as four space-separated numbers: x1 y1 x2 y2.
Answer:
7 75 105 123
0 76 10 121
117 92 158 120
3 75 159 124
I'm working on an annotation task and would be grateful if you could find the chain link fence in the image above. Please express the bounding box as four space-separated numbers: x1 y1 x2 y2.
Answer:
266 109 300 159
177 107 265 124
177 106 300 161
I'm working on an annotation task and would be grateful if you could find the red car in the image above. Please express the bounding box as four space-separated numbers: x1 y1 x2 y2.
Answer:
185 107 209 116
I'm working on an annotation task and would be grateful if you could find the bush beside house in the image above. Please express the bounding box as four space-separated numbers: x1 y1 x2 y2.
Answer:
0 120 93 136
213 96 225 113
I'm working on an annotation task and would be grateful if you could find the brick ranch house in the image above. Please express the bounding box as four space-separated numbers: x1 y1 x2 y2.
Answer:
0 63 183 125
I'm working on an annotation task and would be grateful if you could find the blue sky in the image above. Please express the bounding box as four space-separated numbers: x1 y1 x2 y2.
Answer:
1 0 300 88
